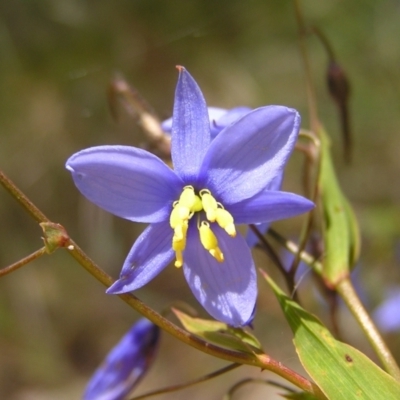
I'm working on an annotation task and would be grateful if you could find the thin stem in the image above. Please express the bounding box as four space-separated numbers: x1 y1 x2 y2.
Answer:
267 228 322 274
108 75 171 157
128 364 241 400
249 225 299 303
0 247 47 277
310 26 336 62
337 278 400 381
0 170 50 223
293 0 319 133
224 378 271 400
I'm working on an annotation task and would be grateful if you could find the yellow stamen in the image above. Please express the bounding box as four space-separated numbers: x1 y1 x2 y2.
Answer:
172 220 188 267
215 208 236 237
200 189 218 222
170 204 182 228
199 221 224 262
170 187 237 267
174 250 183 268
192 195 203 212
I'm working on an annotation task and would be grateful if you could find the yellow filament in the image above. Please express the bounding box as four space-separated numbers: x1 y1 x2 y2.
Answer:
199 221 224 262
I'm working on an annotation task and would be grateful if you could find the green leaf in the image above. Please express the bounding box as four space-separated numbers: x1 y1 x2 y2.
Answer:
172 308 263 355
318 127 360 285
262 271 400 400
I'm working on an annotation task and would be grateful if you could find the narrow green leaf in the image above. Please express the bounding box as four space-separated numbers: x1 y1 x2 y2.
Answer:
172 308 263 354
262 271 400 400
318 127 360 285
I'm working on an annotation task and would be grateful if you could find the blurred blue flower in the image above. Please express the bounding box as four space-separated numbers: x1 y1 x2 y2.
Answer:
66 67 313 326
84 318 160 400
373 288 400 333
162 106 252 138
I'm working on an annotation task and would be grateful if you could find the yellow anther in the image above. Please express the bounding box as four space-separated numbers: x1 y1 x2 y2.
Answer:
192 195 203 212
210 248 224 262
215 208 236 237
172 219 188 267
173 220 188 243
200 189 218 222
174 250 183 268
199 221 224 263
170 204 181 228
178 185 195 211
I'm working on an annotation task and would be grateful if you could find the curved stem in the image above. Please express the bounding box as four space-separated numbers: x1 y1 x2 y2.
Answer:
337 278 400 381
128 364 241 400
0 247 47 277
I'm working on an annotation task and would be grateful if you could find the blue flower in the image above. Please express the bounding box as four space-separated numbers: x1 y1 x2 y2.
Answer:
84 318 160 400
162 106 252 138
66 67 314 326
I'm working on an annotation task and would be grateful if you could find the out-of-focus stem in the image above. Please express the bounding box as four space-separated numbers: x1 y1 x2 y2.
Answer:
267 228 322 274
0 247 47 277
337 278 400 381
293 0 319 133
129 364 241 400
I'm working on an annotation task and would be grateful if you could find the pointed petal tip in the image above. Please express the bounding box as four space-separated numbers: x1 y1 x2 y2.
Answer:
106 270 138 294
106 279 128 294
176 65 185 72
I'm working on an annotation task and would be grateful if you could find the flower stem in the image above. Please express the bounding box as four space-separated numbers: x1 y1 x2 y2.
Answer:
0 247 47 277
336 277 400 381
267 228 323 274
128 363 241 400
293 0 319 133
0 170 50 223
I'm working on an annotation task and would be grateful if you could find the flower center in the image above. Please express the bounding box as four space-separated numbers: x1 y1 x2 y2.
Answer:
169 185 236 268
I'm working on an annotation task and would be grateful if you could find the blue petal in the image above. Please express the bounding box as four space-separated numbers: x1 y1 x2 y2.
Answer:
66 146 183 223
201 106 301 203
84 318 159 400
245 173 284 247
107 222 174 294
211 106 252 137
162 107 227 134
229 190 314 224
183 225 257 327
171 67 211 182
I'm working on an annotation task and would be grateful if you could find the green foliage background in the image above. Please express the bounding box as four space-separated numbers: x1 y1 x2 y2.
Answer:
0 1 399 399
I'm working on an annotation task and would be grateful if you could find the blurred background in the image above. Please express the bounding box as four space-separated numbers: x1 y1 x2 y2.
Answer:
0 1 399 399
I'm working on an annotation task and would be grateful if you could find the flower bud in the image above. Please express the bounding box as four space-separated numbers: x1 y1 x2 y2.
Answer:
84 318 160 400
